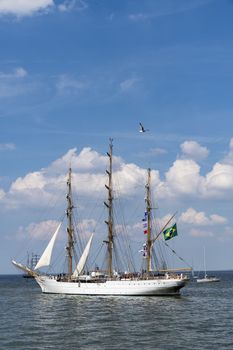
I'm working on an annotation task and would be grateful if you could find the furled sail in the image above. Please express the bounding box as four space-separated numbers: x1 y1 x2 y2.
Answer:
12 260 37 277
72 233 93 277
34 222 62 270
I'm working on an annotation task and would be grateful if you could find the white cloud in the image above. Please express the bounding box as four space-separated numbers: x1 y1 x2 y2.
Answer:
189 228 214 238
151 148 167 156
11 171 46 191
58 0 88 13
128 1 211 22
120 78 139 92
18 220 60 239
128 13 150 22
17 217 98 242
180 140 209 161
194 139 233 198
204 162 233 197
139 148 167 158
15 67 27 78
77 219 99 239
159 159 204 198
0 143 15 151
0 189 5 200
56 75 89 94
49 147 110 173
2 139 233 212
0 83 32 98
223 226 233 238
179 208 228 226
0 67 32 98
113 163 158 197
0 67 27 80
0 148 119 208
156 139 233 199
223 138 233 164
0 0 54 17
1 147 157 210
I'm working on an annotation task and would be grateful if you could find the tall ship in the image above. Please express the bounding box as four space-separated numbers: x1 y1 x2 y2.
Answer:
12 140 189 296
23 252 40 278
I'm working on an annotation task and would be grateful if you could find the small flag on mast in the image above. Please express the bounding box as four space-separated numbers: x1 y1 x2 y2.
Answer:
142 211 148 234
139 243 148 258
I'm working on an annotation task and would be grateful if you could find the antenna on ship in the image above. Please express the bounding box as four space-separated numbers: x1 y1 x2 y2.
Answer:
104 138 114 279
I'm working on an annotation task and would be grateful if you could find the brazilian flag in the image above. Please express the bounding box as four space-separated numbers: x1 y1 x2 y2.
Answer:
163 223 178 241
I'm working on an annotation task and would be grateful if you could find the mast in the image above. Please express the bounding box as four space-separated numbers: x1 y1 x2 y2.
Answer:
66 167 74 279
145 168 152 274
204 246 207 278
104 139 114 278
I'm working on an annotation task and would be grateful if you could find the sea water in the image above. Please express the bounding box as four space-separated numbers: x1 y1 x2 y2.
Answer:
0 272 233 350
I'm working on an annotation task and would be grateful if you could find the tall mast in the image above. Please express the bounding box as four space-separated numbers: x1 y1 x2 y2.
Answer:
146 168 152 274
66 167 74 279
104 139 113 278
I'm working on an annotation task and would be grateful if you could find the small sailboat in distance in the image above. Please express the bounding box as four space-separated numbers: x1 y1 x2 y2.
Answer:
196 247 220 283
23 252 40 278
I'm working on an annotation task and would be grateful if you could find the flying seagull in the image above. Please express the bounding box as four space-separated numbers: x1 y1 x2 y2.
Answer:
139 122 149 133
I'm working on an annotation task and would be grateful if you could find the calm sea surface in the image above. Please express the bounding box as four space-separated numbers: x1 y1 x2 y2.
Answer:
0 272 233 350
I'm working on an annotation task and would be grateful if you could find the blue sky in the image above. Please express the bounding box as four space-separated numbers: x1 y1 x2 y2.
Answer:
1 0 233 274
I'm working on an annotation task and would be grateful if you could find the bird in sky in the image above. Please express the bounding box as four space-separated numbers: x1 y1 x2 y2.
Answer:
139 122 149 133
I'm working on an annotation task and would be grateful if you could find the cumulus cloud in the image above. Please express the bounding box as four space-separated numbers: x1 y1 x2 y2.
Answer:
203 139 233 197
18 217 96 241
179 208 227 226
155 139 233 199
0 0 54 17
11 171 47 191
2 143 233 249
205 163 233 193
18 220 60 240
159 159 204 198
2 139 233 213
180 140 209 161
2 147 149 210
49 147 117 174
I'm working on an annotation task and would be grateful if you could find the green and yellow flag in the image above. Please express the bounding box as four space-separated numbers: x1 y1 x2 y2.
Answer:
163 223 178 241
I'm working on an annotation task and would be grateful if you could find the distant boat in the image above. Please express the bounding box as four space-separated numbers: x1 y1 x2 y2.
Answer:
197 276 220 283
12 140 190 296
23 252 40 278
196 247 220 283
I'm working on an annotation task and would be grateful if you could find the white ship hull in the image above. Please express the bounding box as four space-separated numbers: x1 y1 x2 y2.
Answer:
35 276 186 296
196 277 220 283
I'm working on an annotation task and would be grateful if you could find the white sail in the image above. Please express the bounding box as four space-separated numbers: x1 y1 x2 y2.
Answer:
34 222 62 270
72 233 93 277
